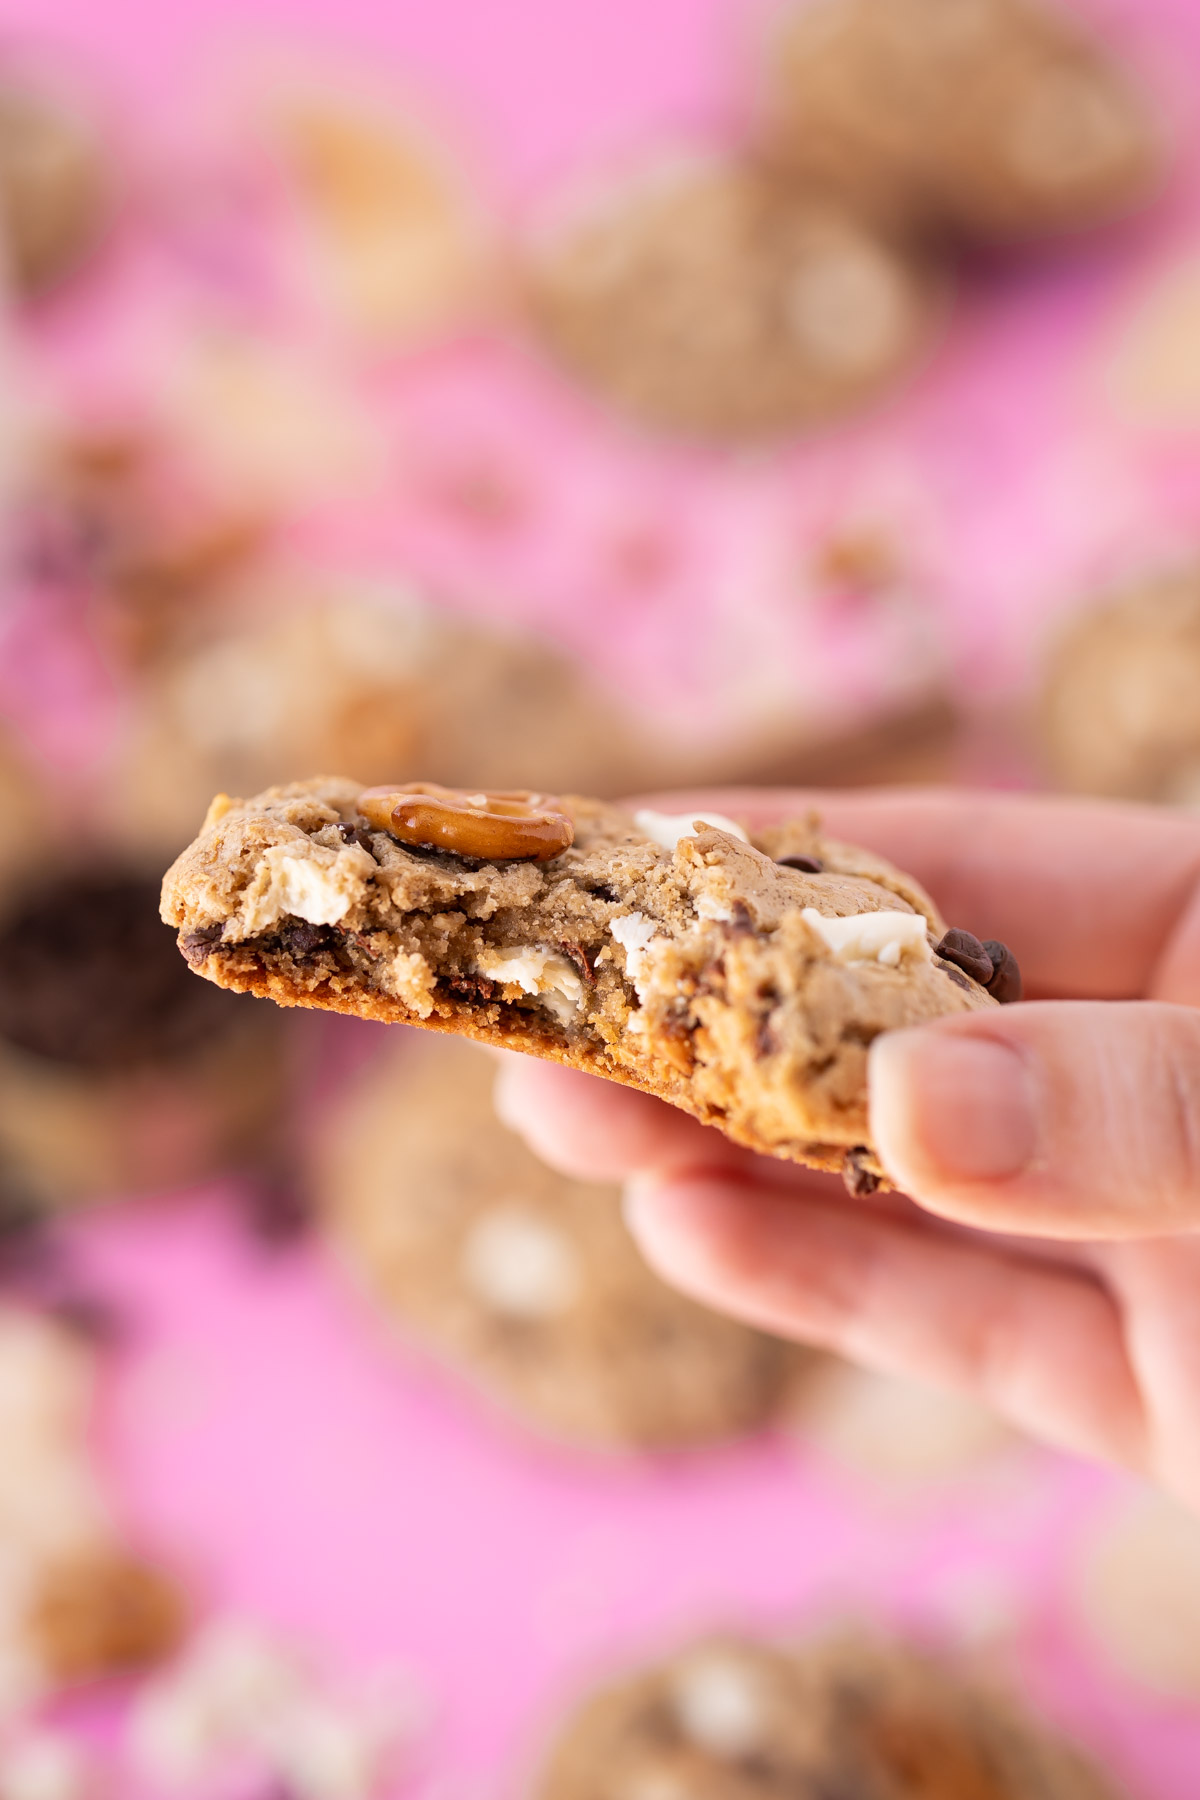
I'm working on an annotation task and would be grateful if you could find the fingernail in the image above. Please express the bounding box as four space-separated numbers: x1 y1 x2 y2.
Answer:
869 1028 1038 1187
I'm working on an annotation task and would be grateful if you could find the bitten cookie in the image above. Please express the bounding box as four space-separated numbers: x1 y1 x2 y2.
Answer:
764 0 1161 245
1039 566 1200 803
532 1629 1123 1800
524 157 939 439
319 1034 805 1449
162 779 1019 1186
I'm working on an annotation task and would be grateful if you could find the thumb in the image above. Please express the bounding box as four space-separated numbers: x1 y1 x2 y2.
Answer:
869 1001 1200 1239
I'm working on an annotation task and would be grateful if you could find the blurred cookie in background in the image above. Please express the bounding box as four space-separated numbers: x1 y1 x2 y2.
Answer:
10 423 273 669
1095 246 1200 431
762 0 1163 246
789 1359 1016 1493
257 69 496 346
316 1035 807 1451
1072 1486 1200 1703
105 581 708 858
1038 564 1200 802
0 1304 186 1714
531 1627 1124 1800
0 64 112 300
524 156 941 439
733 690 963 790
0 867 288 1211
0 728 49 894
129 1616 425 1800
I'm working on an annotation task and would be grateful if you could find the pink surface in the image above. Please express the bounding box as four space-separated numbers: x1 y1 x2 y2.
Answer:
3 0 1200 1794
68 1188 1200 1799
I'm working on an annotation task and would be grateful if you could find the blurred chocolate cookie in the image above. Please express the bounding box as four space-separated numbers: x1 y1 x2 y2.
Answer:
525 157 940 439
764 0 1162 245
317 1035 805 1450
533 1629 1124 1800
1039 565 1200 802
0 870 286 1208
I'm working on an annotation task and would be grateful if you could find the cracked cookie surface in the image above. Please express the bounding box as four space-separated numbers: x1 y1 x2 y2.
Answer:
161 777 999 1180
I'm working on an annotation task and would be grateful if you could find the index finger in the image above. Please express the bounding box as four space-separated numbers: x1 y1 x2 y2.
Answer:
629 787 1200 1002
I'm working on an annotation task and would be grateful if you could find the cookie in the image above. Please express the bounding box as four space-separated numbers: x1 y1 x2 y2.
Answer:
789 1362 1014 1490
0 728 50 893
532 1629 1123 1800
319 1034 804 1450
524 157 940 438
1039 566 1200 802
763 0 1161 245
1073 1487 1200 1701
0 870 287 1208
263 73 495 345
111 591 696 857
0 1305 186 1711
0 71 109 298
162 779 1017 1184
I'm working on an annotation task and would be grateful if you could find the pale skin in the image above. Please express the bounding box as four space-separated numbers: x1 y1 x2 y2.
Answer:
494 789 1200 1511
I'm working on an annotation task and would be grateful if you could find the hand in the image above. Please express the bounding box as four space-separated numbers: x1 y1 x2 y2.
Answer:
495 789 1200 1509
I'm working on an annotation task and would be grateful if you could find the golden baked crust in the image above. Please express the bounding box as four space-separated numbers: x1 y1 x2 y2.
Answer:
161 777 1000 1182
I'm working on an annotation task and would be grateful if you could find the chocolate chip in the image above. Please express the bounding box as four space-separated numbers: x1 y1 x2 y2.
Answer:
982 939 1022 1005
335 822 376 857
936 960 975 994
933 927 993 987
777 854 824 873
279 920 327 959
842 1147 881 1197
180 923 223 966
557 940 595 983
445 973 497 1004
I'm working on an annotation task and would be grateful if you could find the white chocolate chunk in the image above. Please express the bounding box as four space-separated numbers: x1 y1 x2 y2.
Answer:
801 907 929 966
376 950 437 1019
609 912 661 997
461 1208 581 1320
239 842 375 935
693 893 734 923
474 948 583 1024
634 809 749 853
671 1653 766 1757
